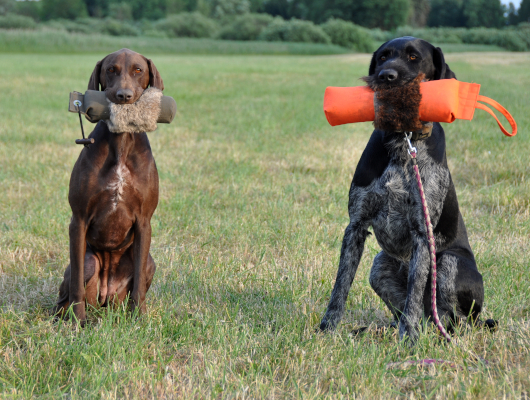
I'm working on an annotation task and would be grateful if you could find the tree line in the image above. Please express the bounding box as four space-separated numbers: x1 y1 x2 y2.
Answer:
1 0 529 30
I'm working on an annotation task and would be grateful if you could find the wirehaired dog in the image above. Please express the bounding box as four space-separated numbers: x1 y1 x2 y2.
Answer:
53 49 164 325
320 37 492 343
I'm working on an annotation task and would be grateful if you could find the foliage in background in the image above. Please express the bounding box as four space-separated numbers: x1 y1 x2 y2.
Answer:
259 17 330 44
428 0 505 28
217 12 273 40
41 0 89 20
211 0 250 18
320 18 373 52
519 0 530 23
154 12 219 38
44 17 139 36
0 13 36 29
388 26 529 51
1 0 525 31
407 0 430 27
1 0 529 51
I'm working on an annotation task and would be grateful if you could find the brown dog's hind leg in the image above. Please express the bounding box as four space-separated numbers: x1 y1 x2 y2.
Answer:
109 253 156 303
53 247 100 318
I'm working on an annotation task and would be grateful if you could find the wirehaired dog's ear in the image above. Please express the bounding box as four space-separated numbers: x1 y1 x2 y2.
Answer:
145 58 164 91
368 49 379 76
368 51 378 76
88 59 105 91
433 47 456 80
368 40 389 76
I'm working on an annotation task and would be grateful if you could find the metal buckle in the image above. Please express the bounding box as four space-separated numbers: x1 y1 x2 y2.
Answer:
405 132 417 155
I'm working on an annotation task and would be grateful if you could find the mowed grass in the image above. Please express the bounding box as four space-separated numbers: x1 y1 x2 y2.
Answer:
0 51 529 398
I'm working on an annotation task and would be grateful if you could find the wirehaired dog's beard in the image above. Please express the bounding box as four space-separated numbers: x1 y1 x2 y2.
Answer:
362 73 425 133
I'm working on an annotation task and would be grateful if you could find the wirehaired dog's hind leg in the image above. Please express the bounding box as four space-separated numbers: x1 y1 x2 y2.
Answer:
369 251 408 321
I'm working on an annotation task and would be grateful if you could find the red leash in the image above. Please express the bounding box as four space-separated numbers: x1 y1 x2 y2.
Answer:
405 132 452 342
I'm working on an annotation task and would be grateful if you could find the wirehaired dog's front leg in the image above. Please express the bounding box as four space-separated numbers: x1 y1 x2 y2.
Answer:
320 223 369 331
399 234 430 343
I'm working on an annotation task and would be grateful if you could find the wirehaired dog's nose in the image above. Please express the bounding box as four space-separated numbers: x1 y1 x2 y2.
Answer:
116 89 133 102
378 69 398 82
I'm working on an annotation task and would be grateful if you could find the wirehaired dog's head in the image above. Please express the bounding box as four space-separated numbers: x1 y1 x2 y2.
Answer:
365 36 455 90
363 37 455 132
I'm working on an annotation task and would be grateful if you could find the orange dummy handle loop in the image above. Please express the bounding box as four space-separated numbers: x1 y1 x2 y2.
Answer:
475 95 517 137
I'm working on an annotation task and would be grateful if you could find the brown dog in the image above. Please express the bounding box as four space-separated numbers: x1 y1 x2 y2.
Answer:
54 49 164 325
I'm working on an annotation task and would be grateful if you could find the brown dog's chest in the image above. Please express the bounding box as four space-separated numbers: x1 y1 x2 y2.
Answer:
86 163 138 251
69 126 159 253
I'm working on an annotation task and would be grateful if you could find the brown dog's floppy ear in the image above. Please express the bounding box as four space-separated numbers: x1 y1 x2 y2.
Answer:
88 59 105 91
146 58 164 90
433 47 456 80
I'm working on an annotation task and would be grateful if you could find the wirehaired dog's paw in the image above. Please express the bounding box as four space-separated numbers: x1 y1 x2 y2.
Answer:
350 322 397 337
319 316 339 332
398 318 419 345
483 319 498 332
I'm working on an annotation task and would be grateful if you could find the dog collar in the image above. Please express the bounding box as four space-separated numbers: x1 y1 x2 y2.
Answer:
410 122 433 141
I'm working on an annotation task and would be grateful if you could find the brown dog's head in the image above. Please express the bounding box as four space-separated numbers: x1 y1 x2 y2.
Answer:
87 48 164 104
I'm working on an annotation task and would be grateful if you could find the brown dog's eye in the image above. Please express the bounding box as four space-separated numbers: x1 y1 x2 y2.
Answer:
409 55 417 60
108 67 115 73
135 68 142 73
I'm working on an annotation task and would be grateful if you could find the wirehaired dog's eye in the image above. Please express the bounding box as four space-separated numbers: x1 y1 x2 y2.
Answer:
409 55 417 60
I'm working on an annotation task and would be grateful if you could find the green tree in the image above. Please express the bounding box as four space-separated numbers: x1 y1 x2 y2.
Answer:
211 0 250 18
408 0 430 27
0 0 14 15
301 0 410 29
83 0 107 17
42 0 88 20
108 2 133 20
507 2 518 25
519 0 530 22
427 0 466 27
463 0 504 28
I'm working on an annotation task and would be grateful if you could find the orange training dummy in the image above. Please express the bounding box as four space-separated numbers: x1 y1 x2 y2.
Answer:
323 78 517 137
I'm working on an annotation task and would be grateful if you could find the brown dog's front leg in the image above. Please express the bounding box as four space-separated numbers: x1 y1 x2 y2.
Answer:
131 218 151 315
69 217 88 326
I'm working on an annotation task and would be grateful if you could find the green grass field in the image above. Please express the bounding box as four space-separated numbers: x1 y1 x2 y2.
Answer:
0 51 529 398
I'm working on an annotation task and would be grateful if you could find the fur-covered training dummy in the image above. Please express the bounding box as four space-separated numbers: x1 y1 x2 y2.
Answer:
363 73 425 133
68 89 176 132
106 87 163 133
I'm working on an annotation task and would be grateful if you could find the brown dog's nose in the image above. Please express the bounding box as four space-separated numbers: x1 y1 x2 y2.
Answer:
378 69 398 82
116 89 134 102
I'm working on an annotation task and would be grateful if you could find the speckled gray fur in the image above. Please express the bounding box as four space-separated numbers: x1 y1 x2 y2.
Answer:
320 136 462 342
